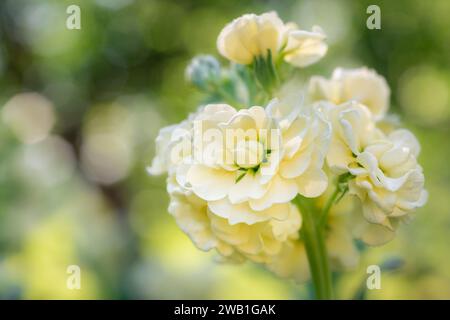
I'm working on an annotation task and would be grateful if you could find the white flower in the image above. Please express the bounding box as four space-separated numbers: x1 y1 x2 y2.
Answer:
324 100 427 237
148 102 312 269
167 174 235 257
217 12 286 65
309 67 390 120
209 200 302 263
348 129 428 230
324 101 384 174
167 173 302 264
147 113 196 175
176 100 330 226
146 124 180 175
283 26 328 67
350 206 397 246
217 12 327 68
148 100 333 279
322 102 427 234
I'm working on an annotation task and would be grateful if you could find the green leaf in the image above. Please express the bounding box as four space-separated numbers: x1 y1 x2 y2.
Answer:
235 171 247 183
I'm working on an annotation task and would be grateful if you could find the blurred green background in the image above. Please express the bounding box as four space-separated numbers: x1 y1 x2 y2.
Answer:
0 0 449 299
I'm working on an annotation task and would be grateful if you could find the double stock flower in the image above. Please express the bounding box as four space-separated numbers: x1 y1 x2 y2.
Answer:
149 11 427 287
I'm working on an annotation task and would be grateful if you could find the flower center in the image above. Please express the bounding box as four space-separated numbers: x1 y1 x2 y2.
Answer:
234 140 265 169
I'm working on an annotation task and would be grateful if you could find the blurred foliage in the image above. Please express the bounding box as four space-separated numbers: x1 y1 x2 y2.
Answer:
0 0 449 299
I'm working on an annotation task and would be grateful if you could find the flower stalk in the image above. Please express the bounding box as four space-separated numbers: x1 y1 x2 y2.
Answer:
318 173 353 230
294 195 333 299
253 50 279 96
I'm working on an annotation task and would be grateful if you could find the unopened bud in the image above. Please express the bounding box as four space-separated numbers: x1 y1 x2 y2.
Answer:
185 55 221 90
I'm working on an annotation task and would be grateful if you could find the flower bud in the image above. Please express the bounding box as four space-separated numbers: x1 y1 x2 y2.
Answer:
185 55 221 90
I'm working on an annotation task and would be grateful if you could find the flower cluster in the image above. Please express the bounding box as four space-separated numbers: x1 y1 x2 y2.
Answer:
149 11 427 282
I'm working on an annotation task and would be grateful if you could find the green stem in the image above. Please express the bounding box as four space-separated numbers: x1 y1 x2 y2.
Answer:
294 195 333 299
319 173 353 229
214 84 243 108
252 50 279 97
318 185 340 230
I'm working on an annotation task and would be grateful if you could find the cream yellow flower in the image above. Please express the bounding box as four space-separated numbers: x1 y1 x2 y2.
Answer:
217 12 327 68
309 67 390 120
149 103 309 269
175 100 330 226
147 112 197 175
283 26 328 67
148 100 333 279
350 204 397 246
209 200 302 263
167 173 302 264
347 129 428 230
323 101 384 174
167 174 235 258
147 124 183 175
217 12 286 65
323 100 427 234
